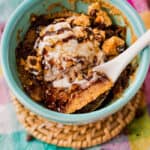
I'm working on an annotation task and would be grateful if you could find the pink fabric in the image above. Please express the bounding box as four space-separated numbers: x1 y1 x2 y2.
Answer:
127 0 136 9
101 135 130 150
0 23 5 39
143 60 150 144
127 0 149 12
145 68 150 105
0 78 10 104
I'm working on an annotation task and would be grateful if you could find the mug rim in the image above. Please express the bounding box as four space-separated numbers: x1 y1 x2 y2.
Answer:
1 0 150 124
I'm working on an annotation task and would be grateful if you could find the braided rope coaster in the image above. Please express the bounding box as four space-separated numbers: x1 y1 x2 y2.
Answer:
12 90 143 148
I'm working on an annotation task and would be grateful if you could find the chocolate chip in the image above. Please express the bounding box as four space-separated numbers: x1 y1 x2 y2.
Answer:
44 31 55 37
51 44 55 48
70 19 75 28
117 45 126 53
77 37 84 43
95 34 102 42
29 50 37 56
43 49 48 55
30 59 37 66
84 27 93 35
63 35 76 42
93 56 97 64
105 29 114 38
97 23 106 30
115 27 126 39
57 27 71 34
89 9 97 17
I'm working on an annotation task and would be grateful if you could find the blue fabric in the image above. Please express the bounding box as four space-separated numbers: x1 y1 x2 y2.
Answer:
0 0 22 22
0 131 72 150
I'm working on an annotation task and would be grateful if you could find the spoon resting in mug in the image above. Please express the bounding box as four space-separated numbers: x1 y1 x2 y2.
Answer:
93 30 150 83
57 30 150 113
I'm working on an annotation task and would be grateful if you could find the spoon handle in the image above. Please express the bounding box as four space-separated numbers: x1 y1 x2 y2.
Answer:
121 29 150 64
94 30 150 82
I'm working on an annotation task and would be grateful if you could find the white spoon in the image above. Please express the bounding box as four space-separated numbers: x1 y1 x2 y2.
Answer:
93 30 150 82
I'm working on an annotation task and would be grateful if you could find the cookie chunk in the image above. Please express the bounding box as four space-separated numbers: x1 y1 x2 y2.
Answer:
102 36 125 56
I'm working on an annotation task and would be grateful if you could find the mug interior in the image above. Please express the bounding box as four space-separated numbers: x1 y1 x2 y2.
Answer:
1 0 150 124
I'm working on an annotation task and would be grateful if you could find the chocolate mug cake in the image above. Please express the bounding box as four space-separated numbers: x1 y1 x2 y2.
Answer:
16 2 136 113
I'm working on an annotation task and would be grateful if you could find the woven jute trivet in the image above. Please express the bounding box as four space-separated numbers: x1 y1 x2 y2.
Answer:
12 90 143 148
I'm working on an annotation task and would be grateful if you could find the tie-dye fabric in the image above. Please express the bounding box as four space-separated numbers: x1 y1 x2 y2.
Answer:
127 0 149 13
0 0 150 150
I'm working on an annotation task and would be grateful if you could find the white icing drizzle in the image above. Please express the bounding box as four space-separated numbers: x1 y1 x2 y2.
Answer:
53 77 72 88
53 72 100 89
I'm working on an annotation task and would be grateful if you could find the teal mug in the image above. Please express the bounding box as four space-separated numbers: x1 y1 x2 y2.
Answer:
1 0 150 124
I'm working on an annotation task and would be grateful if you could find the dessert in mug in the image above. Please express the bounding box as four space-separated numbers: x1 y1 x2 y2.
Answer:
16 2 137 113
